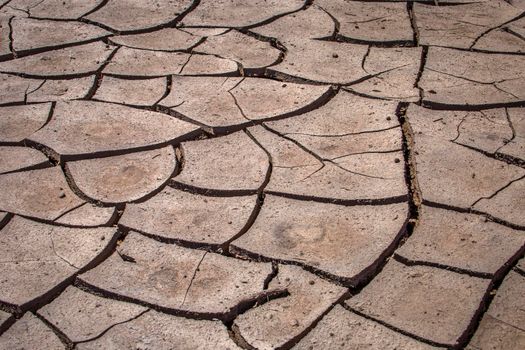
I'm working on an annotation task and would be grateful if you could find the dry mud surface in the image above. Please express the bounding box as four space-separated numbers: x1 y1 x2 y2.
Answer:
0 0 524 349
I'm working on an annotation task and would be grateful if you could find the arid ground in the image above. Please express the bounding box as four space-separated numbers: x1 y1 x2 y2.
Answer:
0 0 524 349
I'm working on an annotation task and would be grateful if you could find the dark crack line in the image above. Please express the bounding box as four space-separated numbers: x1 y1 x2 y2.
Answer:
274 289 351 350
0 212 13 231
168 181 258 197
7 16 15 57
469 10 525 49
343 305 452 348
263 123 394 180
75 277 288 323
79 0 201 36
0 36 113 63
0 228 121 315
471 174 525 207
361 45 371 72
73 309 151 345
452 140 525 169
328 35 414 48
52 202 87 222
0 159 53 176
80 0 110 18
414 45 428 105
393 254 493 279
230 212 408 290
154 75 173 106
239 29 287 68
265 190 408 207
34 312 74 349
282 125 400 138
456 242 525 348
318 6 340 40
241 0 312 31
407 1 419 46
180 251 207 308
423 199 525 231
61 144 181 207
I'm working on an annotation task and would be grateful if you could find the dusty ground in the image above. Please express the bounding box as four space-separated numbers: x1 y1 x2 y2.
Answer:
0 0 524 349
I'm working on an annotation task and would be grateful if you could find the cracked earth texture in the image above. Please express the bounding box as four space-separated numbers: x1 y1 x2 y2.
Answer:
0 0 524 349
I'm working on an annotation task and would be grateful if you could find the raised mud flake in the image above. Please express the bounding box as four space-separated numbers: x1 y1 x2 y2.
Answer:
414 135 524 208
181 53 239 76
498 107 525 160
232 78 330 120
159 76 329 130
408 104 525 208
26 76 96 102
0 167 85 220
396 205 525 275
0 309 11 329
408 104 514 155
249 126 406 200
11 17 110 53
160 76 246 127
24 0 103 20
121 187 257 246
346 260 490 347
269 39 368 84
350 47 422 101
38 286 147 343
468 271 525 350
415 1 521 49
294 305 437 350
420 47 525 107
474 25 525 54
231 194 407 285
0 41 114 77
473 176 525 227
84 0 193 32
0 146 49 174
103 46 188 76
0 216 116 310
195 30 281 69
0 73 37 104
55 203 115 227
103 46 237 77
251 5 334 41
76 309 241 350
234 265 347 349
174 132 268 192
94 75 166 106
66 146 176 204
0 16 10 59
183 0 304 28
28 100 198 159
283 126 402 160
109 28 202 51
467 314 525 350
0 313 63 349
78 232 275 317
0 103 50 143
265 90 400 137
317 0 413 43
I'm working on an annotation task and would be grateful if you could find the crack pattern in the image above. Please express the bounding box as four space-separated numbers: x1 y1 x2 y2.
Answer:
0 1 525 349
